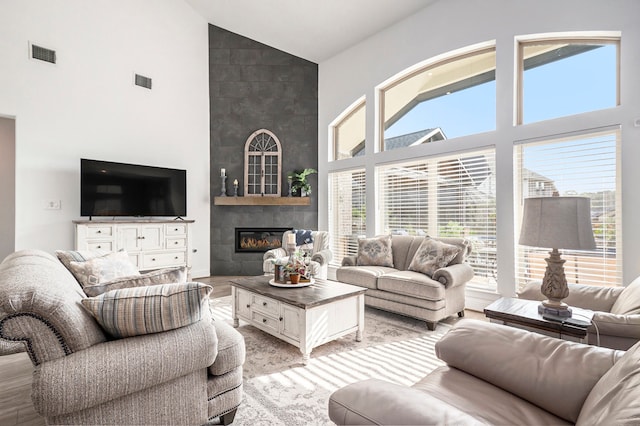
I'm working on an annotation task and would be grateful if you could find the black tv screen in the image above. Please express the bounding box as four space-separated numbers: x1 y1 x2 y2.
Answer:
81 159 186 217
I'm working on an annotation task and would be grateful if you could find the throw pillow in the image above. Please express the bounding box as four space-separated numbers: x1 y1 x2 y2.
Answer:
357 235 394 267
408 237 461 277
56 249 111 272
293 229 314 246
82 266 187 297
68 251 140 288
81 282 212 338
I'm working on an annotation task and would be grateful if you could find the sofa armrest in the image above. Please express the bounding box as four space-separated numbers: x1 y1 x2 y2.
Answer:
592 312 640 339
328 378 480 426
432 263 474 288
519 280 623 312
32 319 218 417
435 320 621 423
341 255 357 266
311 249 332 266
263 247 287 262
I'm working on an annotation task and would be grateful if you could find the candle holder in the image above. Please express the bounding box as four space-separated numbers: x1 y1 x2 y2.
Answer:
220 175 227 197
287 176 293 197
233 180 239 197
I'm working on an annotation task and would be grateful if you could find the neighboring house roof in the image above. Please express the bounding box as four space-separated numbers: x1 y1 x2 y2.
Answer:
351 128 446 157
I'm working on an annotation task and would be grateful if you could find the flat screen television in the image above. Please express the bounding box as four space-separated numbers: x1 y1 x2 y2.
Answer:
81 159 187 217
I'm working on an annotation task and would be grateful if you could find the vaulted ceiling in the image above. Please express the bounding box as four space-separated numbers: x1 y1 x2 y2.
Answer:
186 0 435 63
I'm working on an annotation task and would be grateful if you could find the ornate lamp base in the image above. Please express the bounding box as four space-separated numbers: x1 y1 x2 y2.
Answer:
539 248 573 318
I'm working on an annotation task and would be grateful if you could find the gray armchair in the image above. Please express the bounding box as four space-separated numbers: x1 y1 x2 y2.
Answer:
0 250 245 425
263 230 332 279
519 278 640 350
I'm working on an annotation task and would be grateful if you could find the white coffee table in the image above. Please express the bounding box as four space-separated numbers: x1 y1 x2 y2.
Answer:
230 276 366 364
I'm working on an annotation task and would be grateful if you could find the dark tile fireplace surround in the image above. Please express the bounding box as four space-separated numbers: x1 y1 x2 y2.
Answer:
208 24 319 276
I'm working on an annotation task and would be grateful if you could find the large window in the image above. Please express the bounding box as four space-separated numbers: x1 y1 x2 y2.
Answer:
380 46 496 151
518 37 619 124
515 129 621 289
331 98 366 160
329 169 366 266
377 148 497 288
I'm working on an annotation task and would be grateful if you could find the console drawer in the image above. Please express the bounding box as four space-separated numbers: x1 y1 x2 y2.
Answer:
251 311 279 333
142 251 185 269
86 241 113 251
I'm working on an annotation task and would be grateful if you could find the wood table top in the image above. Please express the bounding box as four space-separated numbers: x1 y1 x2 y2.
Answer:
230 275 367 309
484 297 594 338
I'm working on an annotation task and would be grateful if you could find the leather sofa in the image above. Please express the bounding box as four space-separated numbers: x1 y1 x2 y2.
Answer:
519 278 640 350
336 235 474 330
0 249 245 425
329 319 640 425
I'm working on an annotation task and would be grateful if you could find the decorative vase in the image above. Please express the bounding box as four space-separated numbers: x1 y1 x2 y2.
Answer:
289 273 300 284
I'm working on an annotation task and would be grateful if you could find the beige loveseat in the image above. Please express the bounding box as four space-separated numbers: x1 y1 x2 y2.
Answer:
519 278 640 350
0 249 245 425
329 319 640 425
336 235 474 330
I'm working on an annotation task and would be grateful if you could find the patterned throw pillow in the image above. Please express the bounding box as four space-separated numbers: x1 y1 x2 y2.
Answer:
82 266 187 297
56 249 111 272
357 235 394 267
81 282 212 338
68 251 140 288
408 238 461 277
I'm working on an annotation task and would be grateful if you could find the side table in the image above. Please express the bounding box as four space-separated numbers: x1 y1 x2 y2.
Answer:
484 297 594 343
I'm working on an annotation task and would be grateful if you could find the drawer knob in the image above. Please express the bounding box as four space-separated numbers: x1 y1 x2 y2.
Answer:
174 256 179 260
279 317 283 321
262 318 267 323
246 304 250 308
174 228 179 231
97 230 102 234
174 241 179 245
151 258 156 261
96 245 101 249
263 302 267 306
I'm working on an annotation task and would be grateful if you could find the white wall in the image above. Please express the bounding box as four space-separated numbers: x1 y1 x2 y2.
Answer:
318 0 640 303
0 116 16 260
0 0 211 277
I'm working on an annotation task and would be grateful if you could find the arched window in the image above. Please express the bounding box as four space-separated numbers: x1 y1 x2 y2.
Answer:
244 129 282 197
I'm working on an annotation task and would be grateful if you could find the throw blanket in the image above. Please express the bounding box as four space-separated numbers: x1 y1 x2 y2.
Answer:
294 229 313 246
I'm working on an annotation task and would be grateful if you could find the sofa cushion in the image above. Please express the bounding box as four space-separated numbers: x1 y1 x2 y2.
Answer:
68 251 140 288
336 266 397 290
377 270 445 301
577 340 640 425
407 237 460 277
357 235 394 267
610 275 640 315
81 282 212 338
208 320 246 376
82 266 187 297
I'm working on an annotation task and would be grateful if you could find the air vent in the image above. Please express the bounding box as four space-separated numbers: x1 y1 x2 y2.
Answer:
30 43 56 64
134 74 152 90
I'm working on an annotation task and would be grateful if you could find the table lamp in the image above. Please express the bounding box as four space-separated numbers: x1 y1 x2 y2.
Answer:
519 196 596 317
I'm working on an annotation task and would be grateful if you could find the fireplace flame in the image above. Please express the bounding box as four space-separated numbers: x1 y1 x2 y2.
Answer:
241 237 282 250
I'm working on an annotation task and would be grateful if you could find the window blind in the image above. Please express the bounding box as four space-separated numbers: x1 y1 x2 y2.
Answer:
514 129 621 289
329 169 366 266
377 148 496 289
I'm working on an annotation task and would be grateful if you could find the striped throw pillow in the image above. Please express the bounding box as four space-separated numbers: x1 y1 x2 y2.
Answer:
81 282 212 338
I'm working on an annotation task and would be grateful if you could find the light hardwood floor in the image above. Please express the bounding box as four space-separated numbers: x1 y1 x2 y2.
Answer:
0 276 484 426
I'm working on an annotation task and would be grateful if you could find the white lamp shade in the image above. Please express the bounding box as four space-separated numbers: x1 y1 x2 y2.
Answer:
519 197 596 250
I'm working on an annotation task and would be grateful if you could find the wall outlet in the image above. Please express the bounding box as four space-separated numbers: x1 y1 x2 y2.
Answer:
44 200 61 210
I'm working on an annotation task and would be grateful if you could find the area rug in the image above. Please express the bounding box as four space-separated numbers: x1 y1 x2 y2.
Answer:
209 297 450 425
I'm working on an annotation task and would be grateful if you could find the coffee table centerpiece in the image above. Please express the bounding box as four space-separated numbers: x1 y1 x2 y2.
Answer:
272 246 313 285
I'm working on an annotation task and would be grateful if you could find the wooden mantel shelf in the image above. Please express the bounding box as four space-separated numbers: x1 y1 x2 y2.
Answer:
214 196 311 206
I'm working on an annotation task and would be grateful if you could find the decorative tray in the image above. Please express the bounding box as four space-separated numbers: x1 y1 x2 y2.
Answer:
268 278 315 288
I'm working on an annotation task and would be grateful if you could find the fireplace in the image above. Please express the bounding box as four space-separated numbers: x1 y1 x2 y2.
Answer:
235 227 291 253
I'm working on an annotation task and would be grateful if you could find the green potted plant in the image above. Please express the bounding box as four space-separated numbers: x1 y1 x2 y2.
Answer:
287 168 317 197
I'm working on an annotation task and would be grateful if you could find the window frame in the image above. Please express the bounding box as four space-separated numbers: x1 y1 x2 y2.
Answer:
243 129 282 197
377 42 496 153
515 34 621 125
330 96 366 161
